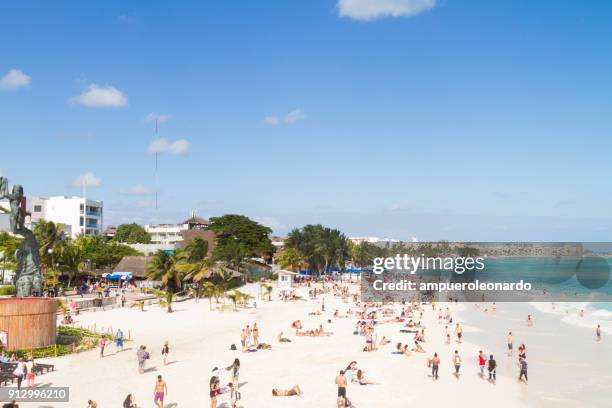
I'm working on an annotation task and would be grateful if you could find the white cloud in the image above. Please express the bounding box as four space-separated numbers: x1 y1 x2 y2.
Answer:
73 84 128 107
284 109 305 124
73 171 102 188
255 216 285 230
264 108 305 125
144 113 174 124
121 185 154 195
338 0 436 21
0 69 31 90
264 115 281 126
148 138 191 155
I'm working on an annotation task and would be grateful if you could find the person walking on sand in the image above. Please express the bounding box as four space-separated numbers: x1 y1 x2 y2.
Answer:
227 358 240 387
98 337 106 358
210 376 220 408
518 357 528 383
136 345 147 374
240 327 248 352
25 358 35 387
429 352 440 380
488 355 497 382
527 314 533 327
455 323 463 344
453 350 462 378
153 375 168 408
115 328 124 352
335 370 347 407
162 341 169 366
478 350 486 378
507 331 513 356
596 324 602 342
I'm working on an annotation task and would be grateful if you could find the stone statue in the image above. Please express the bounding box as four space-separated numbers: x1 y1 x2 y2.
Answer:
0 176 42 297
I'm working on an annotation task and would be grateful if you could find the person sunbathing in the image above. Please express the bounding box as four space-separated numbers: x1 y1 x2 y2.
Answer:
379 336 390 346
272 385 303 396
278 332 291 342
414 340 426 353
296 329 333 337
356 370 377 385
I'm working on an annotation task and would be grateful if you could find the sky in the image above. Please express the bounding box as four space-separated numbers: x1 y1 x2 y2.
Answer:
1 0 612 241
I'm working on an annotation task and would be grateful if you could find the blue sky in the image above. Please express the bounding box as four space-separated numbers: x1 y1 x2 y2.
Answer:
1 0 612 241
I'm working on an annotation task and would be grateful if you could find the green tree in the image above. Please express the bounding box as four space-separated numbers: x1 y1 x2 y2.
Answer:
0 232 20 270
226 290 241 311
33 220 65 271
285 224 349 274
203 281 224 310
260 283 273 301
145 250 183 312
208 214 273 267
115 223 151 244
55 240 85 287
175 238 215 298
74 235 141 269
276 247 304 272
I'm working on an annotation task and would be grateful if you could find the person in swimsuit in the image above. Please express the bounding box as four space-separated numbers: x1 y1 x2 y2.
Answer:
228 382 239 408
488 355 497 381
356 369 377 385
455 323 463 344
335 370 347 407
518 357 528 383
153 375 167 408
453 350 462 378
227 358 240 386
161 341 169 366
253 323 259 347
209 376 220 408
596 324 602 342
272 384 303 396
122 393 137 408
507 332 513 355
430 352 440 380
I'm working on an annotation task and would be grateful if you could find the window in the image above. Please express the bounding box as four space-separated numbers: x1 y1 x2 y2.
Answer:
34 205 42 212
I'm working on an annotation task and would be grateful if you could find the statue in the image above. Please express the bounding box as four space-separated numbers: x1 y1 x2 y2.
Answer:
0 177 42 297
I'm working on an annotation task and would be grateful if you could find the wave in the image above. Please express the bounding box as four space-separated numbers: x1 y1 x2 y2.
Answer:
529 301 612 335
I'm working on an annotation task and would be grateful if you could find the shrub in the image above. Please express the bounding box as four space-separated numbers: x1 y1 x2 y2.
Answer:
0 285 16 295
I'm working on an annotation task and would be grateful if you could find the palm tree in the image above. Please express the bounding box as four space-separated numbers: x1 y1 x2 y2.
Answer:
33 220 65 270
240 292 254 307
203 281 223 310
151 288 174 312
145 250 183 312
226 291 241 311
260 283 274 301
56 241 84 288
131 300 145 312
276 247 304 272
175 238 215 298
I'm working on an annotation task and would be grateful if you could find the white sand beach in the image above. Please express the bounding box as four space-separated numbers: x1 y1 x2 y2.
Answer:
13 282 611 408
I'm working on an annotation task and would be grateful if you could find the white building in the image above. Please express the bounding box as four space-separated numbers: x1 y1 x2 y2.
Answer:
30 196 103 239
145 223 186 244
145 212 209 244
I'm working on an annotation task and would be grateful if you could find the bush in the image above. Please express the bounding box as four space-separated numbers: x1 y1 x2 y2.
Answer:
0 285 16 295
12 344 73 359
